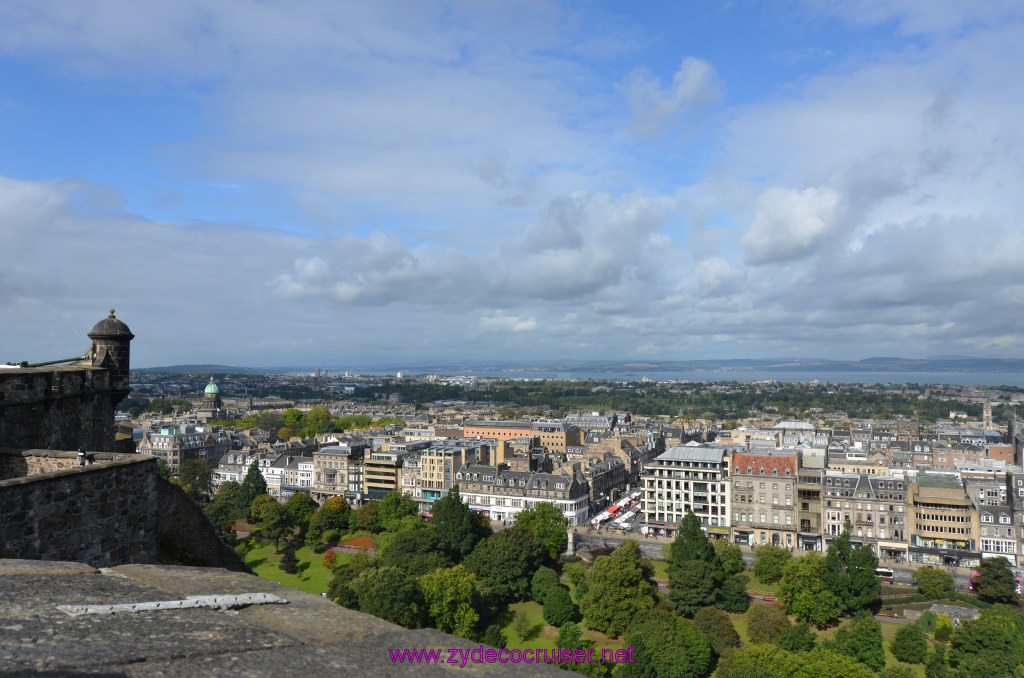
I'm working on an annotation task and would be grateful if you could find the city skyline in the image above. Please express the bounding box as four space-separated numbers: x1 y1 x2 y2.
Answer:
1 1 1022 367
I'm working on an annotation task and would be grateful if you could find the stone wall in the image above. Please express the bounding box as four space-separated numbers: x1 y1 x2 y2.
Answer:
0 365 120 452
0 450 160 566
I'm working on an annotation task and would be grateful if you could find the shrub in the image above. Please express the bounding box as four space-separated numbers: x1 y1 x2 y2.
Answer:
933 614 953 642
322 549 338 570
324 528 341 545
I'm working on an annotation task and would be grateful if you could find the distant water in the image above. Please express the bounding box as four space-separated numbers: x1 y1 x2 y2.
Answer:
346 367 1024 388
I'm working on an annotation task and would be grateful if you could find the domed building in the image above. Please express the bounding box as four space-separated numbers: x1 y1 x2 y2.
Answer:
198 376 224 422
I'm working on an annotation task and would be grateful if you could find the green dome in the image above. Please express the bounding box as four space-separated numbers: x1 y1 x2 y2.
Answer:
204 377 220 394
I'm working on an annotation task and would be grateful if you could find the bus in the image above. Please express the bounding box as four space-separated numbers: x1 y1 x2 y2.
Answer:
875 567 895 584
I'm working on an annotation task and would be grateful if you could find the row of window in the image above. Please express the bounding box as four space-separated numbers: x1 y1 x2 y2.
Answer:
734 512 793 526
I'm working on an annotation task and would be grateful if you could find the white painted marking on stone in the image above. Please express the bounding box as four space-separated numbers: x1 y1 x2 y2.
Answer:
56 593 288 616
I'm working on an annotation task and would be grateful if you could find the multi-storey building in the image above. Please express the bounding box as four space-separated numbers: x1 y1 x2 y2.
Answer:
454 463 591 526
136 424 232 473
462 419 584 454
414 439 487 511
908 472 981 567
821 472 908 559
796 465 824 551
311 439 369 504
963 472 1016 565
730 451 797 548
641 444 732 539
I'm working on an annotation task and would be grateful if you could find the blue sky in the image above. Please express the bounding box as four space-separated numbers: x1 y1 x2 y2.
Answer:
1 1 1023 368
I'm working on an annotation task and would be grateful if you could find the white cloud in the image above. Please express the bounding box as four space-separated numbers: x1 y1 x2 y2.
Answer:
621 57 723 136
479 313 538 333
739 186 841 264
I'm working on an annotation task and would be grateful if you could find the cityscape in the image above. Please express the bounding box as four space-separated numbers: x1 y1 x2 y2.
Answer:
3 1 1024 677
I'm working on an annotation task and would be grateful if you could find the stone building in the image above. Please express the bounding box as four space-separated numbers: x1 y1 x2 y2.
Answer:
196 377 224 422
821 472 909 558
311 438 369 504
731 451 797 548
136 424 232 474
455 462 591 526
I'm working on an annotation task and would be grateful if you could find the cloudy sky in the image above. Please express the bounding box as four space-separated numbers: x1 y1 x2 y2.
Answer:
1 1 1023 368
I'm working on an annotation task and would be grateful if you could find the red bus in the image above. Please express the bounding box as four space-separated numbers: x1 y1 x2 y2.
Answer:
875 567 895 584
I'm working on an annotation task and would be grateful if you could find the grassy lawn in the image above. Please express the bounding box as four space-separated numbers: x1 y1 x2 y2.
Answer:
244 542 351 595
744 571 781 594
879 620 927 677
501 599 623 653
651 559 670 582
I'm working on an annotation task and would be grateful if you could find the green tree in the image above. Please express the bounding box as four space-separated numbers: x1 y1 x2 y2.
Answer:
355 500 381 532
718 574 751 613
914 567 954 598
531 566 560 603
926 645 949 678
175 458 213 498
543 585 581 627
483 624 506 649
823 520 880 614
714 643 801 678
282 408 304 430
754 544 792 584
277 426 295 440
670 511 723 575
352 565 425 628
948 605 1024 677
514 502 568 562
431 486 490 562
880 665 917 678
308 496 350 542
890 623 929 664
301 405 336 436
747 604 791 644
278 546 298 574
239 461 268 514
797 648 877 678
463 526 545 603
778 620 817 653
779 552 843 628
619 609 712 678
827 614 885 672
204 481 243 530
975 556 1019 604
693 606 740 656
249 494 278 522
669 560 721 617
377 489 418 531
376 529 450 577
417 564 479 637
579 540 657 639
283 492 317 536
259 500 294 551
156 459 172 480
713 540 745 576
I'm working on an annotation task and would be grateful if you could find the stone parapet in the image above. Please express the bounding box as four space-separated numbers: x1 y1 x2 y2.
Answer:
0 450 159 566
